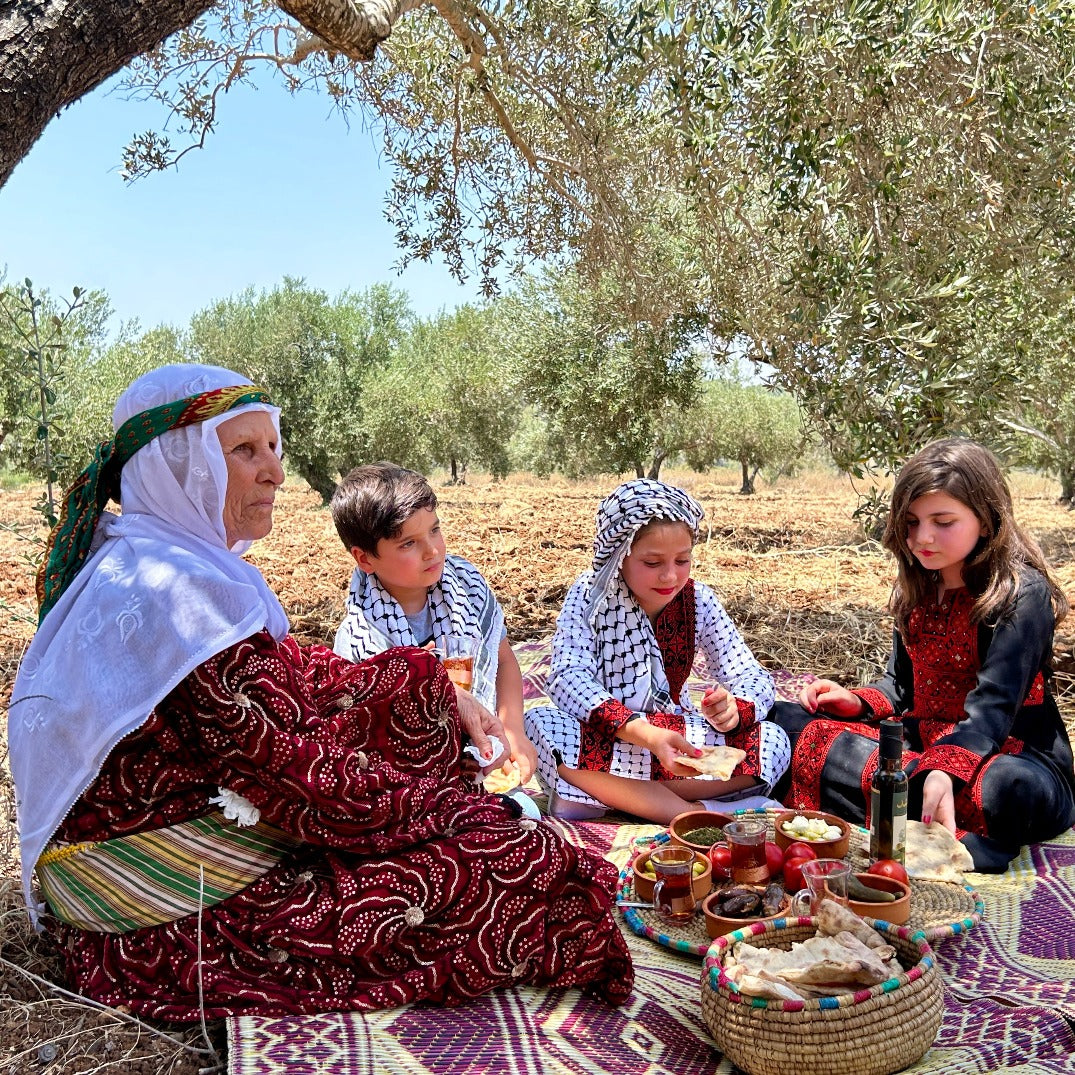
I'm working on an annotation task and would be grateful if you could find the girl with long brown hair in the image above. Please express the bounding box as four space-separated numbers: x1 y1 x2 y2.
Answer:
773 438 1075 872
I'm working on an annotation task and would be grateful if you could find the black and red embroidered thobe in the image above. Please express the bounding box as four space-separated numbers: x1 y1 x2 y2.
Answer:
779 570 1075 870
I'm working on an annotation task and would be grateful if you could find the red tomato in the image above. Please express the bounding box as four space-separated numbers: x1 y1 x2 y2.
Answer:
764 841 785 879
709 843 733 880
783 853 814 893
782 841 819 865
867 858 909 885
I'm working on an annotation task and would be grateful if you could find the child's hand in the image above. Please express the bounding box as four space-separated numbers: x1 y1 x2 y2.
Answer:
701 686 740 732
800 679 865 718
621 724 702 776
504 729 538 785
921 771 957 833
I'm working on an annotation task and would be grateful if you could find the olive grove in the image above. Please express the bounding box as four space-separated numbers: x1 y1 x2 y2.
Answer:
4 0 1075 493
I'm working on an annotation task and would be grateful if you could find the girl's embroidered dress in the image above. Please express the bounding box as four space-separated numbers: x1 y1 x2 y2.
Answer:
527 580 789 814
782 570 1075 866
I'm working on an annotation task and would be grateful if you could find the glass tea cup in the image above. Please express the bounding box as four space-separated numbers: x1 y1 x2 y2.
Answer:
790 857 851 915
437 635 480 692
649 845 698 925
724 818 769 884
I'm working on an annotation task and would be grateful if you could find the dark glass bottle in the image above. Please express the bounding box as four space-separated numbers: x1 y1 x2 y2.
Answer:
870 718 908 864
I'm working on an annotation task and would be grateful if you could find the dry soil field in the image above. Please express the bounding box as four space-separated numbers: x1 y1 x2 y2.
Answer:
1 466 1074 1072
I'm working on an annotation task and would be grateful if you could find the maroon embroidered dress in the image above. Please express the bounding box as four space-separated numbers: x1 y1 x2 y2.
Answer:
49 635 634 1020
782 570 1075 868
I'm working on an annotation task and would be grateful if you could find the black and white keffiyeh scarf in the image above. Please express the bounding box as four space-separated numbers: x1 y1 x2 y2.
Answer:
333 553 504 711
584 479 705 712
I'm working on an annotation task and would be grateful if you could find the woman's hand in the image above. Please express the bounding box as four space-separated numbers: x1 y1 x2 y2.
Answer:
921 771 957 833
504 728 538 785
701 686 740 732
617 720 701 776
454 687 510 771
800 679 865 718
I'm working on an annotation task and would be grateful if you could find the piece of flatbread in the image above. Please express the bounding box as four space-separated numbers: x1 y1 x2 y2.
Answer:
816 898 890 950
905 820 974 882
483 762 521 794
675 744 747 780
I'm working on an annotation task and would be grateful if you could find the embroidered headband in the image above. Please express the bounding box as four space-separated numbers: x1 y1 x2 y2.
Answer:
36 384 272 621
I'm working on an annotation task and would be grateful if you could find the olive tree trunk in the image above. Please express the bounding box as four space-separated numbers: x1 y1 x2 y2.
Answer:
0 0 412 189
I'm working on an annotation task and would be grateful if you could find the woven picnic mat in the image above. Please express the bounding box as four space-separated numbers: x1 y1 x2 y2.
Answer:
226 821 1075 1075
228 640 1075 1073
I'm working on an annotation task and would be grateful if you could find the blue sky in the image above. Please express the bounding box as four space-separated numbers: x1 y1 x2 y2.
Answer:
0 74 483 337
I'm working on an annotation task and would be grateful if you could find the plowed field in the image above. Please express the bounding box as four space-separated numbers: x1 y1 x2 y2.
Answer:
1 465 1073 1073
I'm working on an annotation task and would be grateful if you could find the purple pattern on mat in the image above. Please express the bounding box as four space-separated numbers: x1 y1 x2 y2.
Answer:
229 641 1075 1075
228 826 1075 1075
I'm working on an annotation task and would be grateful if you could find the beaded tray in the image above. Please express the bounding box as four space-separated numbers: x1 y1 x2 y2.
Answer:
617 808 983 958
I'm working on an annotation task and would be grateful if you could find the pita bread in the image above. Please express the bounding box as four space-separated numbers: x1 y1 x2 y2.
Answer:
676 744 747 780
815 899 890 950
483 763 521 794
905 820 974 882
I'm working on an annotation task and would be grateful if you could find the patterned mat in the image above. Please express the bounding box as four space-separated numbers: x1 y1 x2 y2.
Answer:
228 641 1075 1074
227 820 1075 1075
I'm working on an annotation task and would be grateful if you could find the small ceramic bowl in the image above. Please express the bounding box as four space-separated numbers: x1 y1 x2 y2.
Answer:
773 809 851 860
702 887 790 939
849 872 912 925
668 810 734 854
632 847 713 903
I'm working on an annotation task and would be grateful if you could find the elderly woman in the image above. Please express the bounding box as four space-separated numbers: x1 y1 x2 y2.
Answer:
9 364 632 1020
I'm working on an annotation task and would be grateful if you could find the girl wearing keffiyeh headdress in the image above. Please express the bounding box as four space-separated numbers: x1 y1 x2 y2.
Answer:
525 479 791 824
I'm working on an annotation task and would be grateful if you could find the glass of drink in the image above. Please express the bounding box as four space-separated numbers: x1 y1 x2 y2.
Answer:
724 819 769 884
438 635 479 692
649 845 698 925
791 857 851 915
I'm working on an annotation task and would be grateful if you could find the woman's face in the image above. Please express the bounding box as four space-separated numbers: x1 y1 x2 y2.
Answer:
620 521 694 620
217 411 284 547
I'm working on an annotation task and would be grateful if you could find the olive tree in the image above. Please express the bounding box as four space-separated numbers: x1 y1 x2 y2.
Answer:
188 278 413 499
682 378 807 494
361 303 520 479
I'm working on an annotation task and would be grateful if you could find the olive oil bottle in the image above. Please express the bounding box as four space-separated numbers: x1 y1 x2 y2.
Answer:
870 718 908 864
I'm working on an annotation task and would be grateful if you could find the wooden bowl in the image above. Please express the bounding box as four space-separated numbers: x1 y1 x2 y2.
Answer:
701 887 790 939
773 810 851 860
849 872 912 925
668 810 734 854
632 847 713 903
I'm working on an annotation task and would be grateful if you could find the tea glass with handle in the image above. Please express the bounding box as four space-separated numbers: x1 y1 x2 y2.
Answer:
649 845 698 925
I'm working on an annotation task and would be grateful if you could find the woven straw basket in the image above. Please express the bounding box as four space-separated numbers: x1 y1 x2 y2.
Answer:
700 918 944 1075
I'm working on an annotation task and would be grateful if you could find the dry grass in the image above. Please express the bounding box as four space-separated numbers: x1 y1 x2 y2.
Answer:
1 464 1073 1070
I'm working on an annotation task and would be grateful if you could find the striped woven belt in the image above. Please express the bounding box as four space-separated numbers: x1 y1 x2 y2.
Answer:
36 810 302 933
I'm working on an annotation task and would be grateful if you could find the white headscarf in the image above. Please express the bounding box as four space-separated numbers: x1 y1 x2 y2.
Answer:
10 364 290 918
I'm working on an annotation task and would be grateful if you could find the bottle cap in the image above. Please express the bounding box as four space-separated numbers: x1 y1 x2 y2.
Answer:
879 718 903 761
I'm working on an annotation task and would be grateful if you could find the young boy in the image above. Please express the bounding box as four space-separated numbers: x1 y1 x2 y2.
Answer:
331 462 540 800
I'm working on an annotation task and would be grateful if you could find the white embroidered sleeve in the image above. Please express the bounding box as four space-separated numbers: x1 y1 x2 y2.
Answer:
694 582 775 716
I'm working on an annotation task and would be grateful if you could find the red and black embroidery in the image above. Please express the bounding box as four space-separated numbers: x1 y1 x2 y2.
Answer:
853 687 893 720
918 743 980 785
654 581 695 700
578 699 635 772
